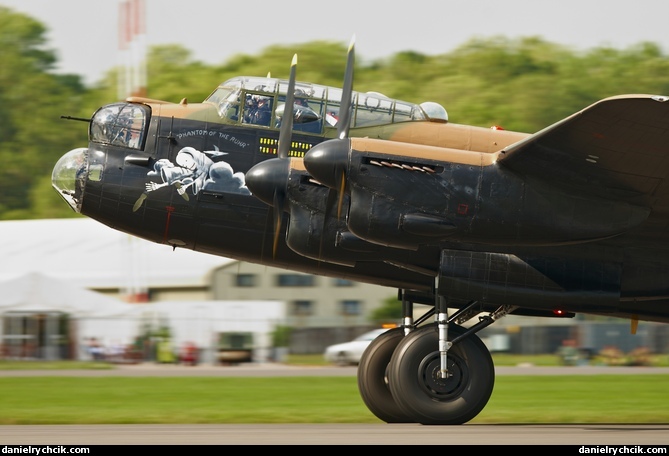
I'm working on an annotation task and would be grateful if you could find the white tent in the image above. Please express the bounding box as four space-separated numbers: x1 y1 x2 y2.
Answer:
0 272 138 360
0 273 285 363
133 300 286 363
0 272 136 317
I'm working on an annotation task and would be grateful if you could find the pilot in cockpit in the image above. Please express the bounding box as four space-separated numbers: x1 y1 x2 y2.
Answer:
273 89 322 132
243 94 272 126
293 90 311 123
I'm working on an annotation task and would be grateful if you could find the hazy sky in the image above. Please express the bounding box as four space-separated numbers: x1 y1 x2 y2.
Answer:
2 0 669 85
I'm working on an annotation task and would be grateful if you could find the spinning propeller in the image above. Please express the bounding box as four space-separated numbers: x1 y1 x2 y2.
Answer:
246 37 356 260
245 55 297 258
304 36 355 220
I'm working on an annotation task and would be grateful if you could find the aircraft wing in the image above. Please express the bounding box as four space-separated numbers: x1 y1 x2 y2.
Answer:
497 94 669 206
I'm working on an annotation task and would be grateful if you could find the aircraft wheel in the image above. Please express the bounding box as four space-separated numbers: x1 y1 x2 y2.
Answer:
388 323 494 425
357 327 414 423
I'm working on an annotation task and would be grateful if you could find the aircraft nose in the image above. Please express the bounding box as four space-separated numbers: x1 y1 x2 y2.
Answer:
303 138 350 189
245 158 290 207
52 147 88 213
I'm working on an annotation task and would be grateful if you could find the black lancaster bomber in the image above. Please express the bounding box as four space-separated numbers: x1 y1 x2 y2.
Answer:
53 39 669 425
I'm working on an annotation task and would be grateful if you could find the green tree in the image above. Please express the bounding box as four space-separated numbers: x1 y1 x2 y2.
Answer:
0 7 87 219
370 296 402 324
5 6 669 220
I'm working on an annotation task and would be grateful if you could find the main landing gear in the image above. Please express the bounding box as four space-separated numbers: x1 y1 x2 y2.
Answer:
357 288 517 425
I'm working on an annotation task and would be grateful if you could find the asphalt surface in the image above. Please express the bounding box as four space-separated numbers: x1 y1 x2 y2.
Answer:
1 423 669 445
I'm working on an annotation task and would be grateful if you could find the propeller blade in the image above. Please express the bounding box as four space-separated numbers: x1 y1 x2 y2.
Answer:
310 38 357 259
336 169 346 219
333 36 354 217
271 53 298 255
272 190 285 258
277 54 297 160
303 36 355 224
337 35 355 140
246 53 299 260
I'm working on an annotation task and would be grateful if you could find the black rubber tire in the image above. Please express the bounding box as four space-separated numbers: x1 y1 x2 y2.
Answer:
357 327 414 423
387 324 494 425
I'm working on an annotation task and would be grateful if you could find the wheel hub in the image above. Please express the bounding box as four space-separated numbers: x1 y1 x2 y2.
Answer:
417 352 468 399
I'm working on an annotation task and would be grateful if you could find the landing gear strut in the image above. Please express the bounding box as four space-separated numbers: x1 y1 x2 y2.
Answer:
356 284 515 424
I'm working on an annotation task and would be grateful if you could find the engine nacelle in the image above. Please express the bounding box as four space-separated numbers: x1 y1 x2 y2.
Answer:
345 153 649 249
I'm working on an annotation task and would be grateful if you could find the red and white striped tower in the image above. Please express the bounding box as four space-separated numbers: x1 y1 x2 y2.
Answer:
118 0 147 99
118 0 150 302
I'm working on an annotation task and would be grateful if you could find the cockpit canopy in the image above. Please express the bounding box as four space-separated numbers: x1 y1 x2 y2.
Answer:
204 76 448 131
89 103 150 150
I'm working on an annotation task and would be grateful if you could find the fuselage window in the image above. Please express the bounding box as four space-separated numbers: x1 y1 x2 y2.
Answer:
353 93 394 128
394 101 426 122
207 86 242 121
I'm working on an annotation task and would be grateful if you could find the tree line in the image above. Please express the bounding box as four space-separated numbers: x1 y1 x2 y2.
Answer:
3 6 669 220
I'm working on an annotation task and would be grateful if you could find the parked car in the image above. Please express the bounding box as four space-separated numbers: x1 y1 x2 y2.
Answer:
217 331 254 365
323 328 391 366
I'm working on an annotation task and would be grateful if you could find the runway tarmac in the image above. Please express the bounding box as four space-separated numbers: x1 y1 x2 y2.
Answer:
1 363 668 445
2 423 669 445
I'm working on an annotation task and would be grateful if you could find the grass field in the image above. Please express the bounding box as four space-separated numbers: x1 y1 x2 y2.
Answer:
0 375 667 424
2 352 667 370
0 358 668 424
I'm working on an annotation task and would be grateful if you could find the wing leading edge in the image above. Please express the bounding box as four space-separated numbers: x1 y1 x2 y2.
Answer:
497 94 669 208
